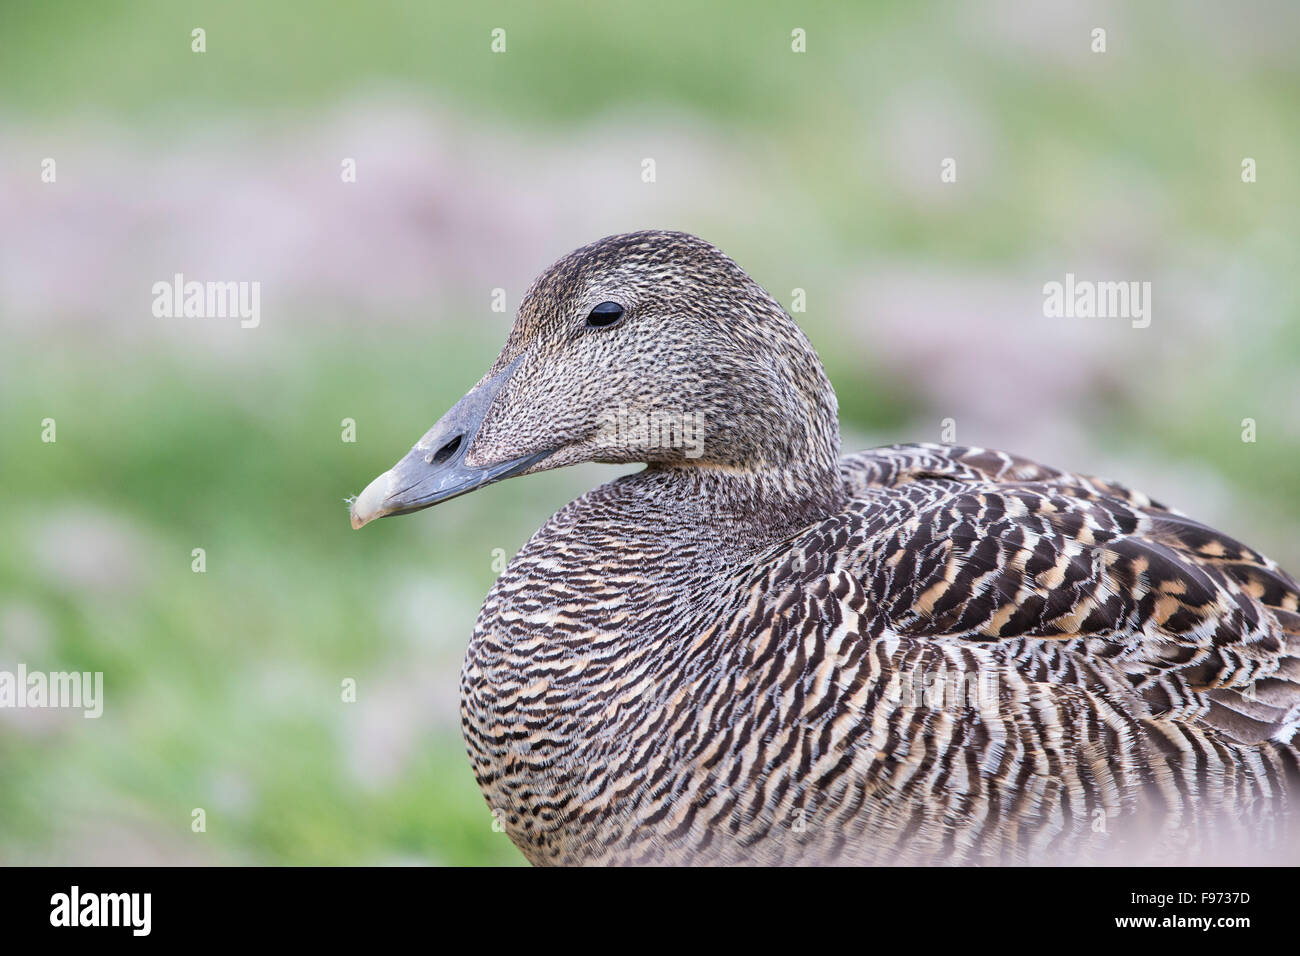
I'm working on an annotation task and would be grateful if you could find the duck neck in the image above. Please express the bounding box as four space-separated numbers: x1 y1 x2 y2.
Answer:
639 457 846 557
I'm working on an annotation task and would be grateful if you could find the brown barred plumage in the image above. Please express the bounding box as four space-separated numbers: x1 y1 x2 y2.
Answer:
352 231 1300 865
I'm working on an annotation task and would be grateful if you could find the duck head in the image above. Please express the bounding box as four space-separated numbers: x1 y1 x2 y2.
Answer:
349 230 842 529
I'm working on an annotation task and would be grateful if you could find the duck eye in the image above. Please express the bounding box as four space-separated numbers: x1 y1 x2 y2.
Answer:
586 301 625 328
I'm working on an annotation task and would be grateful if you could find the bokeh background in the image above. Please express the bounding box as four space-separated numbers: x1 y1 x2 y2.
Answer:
1 1 1297 864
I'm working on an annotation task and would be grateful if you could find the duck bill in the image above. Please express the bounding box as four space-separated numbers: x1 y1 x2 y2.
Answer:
349 356 546 529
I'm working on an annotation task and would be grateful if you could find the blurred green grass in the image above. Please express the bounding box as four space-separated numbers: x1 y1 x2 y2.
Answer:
5 0 1298 253
0 326 548 864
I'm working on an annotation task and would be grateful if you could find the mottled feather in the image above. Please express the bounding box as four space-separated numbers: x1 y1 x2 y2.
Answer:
441 233 1300 865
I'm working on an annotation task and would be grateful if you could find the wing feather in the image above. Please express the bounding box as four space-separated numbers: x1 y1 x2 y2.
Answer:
840 444 1300 751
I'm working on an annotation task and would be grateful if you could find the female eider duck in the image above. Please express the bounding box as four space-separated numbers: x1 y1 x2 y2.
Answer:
350 230 1300 865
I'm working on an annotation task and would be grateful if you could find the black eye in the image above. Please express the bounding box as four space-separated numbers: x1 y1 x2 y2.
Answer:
586 301 625 328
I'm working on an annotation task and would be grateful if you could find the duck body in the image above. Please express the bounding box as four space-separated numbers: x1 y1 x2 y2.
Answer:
462 443 1300 865
350 230 1299 865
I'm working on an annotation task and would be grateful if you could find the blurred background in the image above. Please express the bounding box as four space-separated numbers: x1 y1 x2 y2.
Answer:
1 1 1297 864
